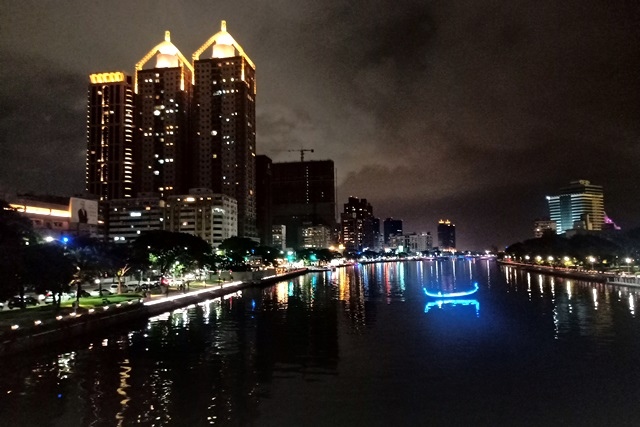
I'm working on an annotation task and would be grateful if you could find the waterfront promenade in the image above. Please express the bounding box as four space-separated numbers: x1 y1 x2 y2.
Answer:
498 259 640 288
0 268 307 357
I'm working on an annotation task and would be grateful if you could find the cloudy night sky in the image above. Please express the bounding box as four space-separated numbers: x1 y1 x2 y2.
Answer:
1 0 639 249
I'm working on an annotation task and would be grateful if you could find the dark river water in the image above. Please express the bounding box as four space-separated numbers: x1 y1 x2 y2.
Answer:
2 259 640 426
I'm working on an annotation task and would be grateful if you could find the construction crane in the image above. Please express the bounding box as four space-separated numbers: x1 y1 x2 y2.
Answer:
288 148 314 162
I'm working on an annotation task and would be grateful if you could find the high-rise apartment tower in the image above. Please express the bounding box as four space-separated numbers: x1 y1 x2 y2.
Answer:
192 21 257 239
86 72 135 200
437 219 456 252
135 31 193 198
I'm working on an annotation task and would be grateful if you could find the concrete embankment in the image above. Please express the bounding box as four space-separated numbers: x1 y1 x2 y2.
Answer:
0 269 307 358
498 261 612 283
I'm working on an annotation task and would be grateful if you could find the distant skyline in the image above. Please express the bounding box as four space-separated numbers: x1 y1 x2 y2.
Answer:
1 1 639 249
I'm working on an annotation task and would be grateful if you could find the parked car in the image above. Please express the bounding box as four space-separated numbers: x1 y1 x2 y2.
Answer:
88 288 112 297
132 282 161 292
104 284 131 294
8 296 39 309
43 291 76 303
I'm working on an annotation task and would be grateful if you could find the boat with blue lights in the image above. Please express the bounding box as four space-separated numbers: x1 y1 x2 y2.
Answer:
423 282 479 298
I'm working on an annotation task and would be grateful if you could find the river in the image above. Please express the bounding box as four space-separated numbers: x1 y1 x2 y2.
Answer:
1 258 640 426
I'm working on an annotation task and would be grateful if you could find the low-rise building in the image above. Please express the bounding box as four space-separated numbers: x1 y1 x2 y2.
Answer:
533 218 557 238
164 189 237 248
8 194 99 241
302 223 333 249
107 196 165 243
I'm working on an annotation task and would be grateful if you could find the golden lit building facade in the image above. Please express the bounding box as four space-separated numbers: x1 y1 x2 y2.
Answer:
192 21 257 239
86 72 135 200
135 32 193 198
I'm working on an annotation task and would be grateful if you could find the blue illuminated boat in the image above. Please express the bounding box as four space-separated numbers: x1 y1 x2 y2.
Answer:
423 282 479 298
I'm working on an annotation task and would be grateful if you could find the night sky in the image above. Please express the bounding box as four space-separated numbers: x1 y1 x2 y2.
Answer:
1 1 639 250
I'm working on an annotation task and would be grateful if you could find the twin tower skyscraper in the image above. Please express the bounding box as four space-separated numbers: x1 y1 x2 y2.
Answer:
86 21 257 238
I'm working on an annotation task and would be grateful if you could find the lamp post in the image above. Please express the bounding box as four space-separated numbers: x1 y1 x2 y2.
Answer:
588 256 596 271
625 258 633 274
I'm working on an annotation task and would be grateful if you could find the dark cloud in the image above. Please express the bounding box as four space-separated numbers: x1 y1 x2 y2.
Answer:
0 51 86 196
1 0 639 249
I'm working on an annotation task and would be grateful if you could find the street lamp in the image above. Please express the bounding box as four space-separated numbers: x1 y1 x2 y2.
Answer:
625 258 633 274
588 256 596 271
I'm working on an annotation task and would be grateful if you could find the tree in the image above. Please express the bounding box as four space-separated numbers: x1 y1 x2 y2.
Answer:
132 230 212 284
64 236 109 303
22 243 75 308
0 200 37 300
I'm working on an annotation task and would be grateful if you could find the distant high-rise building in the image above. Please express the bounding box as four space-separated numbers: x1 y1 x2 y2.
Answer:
546 180 604 234
255 155 273 246
383 218 403 244
340 196 374 251
437 219 456 251
192 21 257 239
533 217 557 238
363 217 380 250
271 160 336 249
135 31 193 198
416 232 433 252
86 71 135 201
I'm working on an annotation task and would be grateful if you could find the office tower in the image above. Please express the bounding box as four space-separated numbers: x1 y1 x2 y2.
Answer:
383 217 403 245
533 217 557 238
86 71 135 200
546 180 604 234
192 21 257 239
363 217 380 250
255 155 273 246
437 219 456 252
135 31 193 198
165 189 238 248
340 196 374 251
271 160 336 249
272 224 286 250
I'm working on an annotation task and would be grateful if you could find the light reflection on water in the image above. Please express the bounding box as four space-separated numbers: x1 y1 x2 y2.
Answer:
2 261 640 425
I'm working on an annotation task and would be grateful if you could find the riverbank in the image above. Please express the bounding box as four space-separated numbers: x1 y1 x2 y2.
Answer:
498 260 617 284
0 268 308 358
